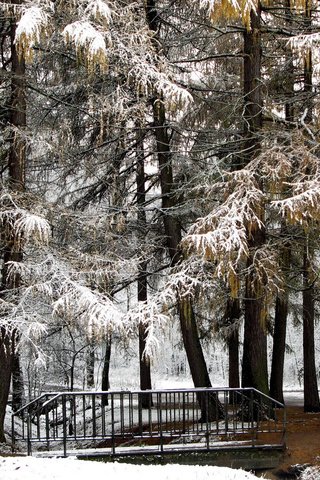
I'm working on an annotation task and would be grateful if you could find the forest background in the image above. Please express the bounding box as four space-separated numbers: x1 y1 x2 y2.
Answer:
1 0 320 444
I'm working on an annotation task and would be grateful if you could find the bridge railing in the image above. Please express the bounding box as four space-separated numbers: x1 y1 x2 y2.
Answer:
11 387 286 457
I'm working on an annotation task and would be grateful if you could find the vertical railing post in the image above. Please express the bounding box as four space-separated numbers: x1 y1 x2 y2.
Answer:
205 390 210 450
138 392 143 436
224 389 229 435
27 413 32 456
11 414 15 453
158 392 163 452
182 392 186 434
62 394 67 457
45 406 50 451
92 394 96 439
250 389 254 446
101 394 105 438
111 393 115 455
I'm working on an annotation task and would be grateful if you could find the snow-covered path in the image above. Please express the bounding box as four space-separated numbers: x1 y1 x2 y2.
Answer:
0 457 259 480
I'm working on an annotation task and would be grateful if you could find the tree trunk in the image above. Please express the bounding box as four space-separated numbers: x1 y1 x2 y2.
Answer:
0 7 26 443
303 0 313 125
301 2 319 413
269 2 295 404
12 351 26 412
86 342 95 389
270 243 290 404
242 3 263 164
0 330 15 442
225 298 240 403
144 0 223 419
228 328 240 389
242 223 269 395
101 335 112 407
242 253 269 395
136 126 152 408
270 295 288 404
151 94 223 420
241 3 269 395
303 250 320 412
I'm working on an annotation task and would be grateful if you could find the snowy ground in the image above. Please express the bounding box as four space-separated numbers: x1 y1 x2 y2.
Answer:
0 456 260 480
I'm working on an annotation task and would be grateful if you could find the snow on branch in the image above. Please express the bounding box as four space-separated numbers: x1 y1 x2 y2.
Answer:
52 279 124 338
250 147 293 193
84 0 112 24
15 6 50 60
200 0 258 30
182 170 265 293
247 246 284 299
125 300 168 361
272 180 320 226
289 32 320 73
63 20 110 72
0 192 51 246
289 32 320 51
126 53 193 110
156 75 193 111
14 212 51 245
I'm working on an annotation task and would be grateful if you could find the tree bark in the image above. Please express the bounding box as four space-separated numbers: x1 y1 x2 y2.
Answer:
0 7 26 443
151 93 223 420
144 0 223 419
136 126 152 407
242 242 269 395
242 217 269 394
0 329 15 442
86 342 95 389
12 350 26 412
225 298 241 403
242 3 263 164
302 250 320 412
101 335 112 407
301 1 319 413
270 294 288 404
241 3 269 395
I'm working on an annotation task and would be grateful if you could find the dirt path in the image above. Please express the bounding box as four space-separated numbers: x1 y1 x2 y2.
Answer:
261 405 320 479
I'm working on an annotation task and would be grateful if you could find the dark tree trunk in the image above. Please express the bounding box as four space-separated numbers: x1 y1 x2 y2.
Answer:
86 342 95 388
303 0 313 125
242 252 269 395
302 250 320 412
101 335 112 407
151 92 223 420
12 350 26 412
242 222 269 395
0 329 15 443
0 8 26 443
284 0 295 125
270 241 290 404
270 294 288 404
136 127 152 408
225 298 240 403
301 2 319 413
269 2 295 404
138 262 153 408
242 3 263 165
241 3 269 395
228 327 240 389
145 0 223 419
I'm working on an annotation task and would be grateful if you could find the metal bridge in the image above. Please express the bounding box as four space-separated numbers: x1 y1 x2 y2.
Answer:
11 387 286 462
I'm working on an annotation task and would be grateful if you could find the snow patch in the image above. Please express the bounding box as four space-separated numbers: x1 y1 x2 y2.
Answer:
0 457 260 480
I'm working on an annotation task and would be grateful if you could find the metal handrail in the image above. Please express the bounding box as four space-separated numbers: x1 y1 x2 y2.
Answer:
11 387 286 457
